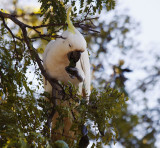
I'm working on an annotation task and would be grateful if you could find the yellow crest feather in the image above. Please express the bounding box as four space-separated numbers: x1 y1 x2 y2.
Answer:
67 7 75 34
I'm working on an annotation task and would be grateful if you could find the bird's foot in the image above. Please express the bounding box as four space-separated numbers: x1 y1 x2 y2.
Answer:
65 66 84 82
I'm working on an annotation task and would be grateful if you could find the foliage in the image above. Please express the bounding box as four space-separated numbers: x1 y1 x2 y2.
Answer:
85 8 158 148
50 83 128 147
38 0 116 33
0 0 125 147
0 20 51 147
0 0 159 148
87 87 128 146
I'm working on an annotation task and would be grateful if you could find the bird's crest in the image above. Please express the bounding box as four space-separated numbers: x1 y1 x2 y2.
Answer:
67 7 76 34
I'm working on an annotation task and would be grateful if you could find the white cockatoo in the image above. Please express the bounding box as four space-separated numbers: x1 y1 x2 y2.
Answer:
43 7 90 98
42 7 90 141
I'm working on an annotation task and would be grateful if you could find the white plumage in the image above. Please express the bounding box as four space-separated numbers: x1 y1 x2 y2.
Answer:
43 7 90 98
43 28 90 97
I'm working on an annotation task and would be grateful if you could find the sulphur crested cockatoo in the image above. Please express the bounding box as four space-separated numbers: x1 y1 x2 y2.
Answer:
43 7 90 99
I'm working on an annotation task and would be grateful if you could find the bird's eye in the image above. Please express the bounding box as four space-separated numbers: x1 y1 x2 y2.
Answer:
69 44 72 47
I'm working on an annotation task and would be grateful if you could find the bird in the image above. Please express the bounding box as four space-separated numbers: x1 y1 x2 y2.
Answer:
43 7 90 98
42 7 90 142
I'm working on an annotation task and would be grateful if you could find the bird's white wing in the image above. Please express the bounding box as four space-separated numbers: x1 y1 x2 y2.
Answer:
80 50 91 97
43 40 55 68
42 40 55 94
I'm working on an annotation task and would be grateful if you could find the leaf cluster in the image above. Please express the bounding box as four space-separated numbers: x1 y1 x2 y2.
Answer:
0 21 51 147
87 86 128 147
38 0 67 33
38 0 116 33
46 83 128 147
0 21 31 98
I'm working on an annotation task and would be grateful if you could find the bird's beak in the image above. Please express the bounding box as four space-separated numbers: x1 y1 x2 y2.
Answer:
67 50 82 63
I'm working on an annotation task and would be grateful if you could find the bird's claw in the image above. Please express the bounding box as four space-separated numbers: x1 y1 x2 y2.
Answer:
65 66 83 82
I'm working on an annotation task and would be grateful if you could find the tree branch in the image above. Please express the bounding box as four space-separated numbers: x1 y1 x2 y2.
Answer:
0 10 99 36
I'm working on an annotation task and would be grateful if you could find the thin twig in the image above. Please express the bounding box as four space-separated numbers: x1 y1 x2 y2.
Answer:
31 34 66 40
1 17 21 70
11 12 41 18
1 17 23 42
